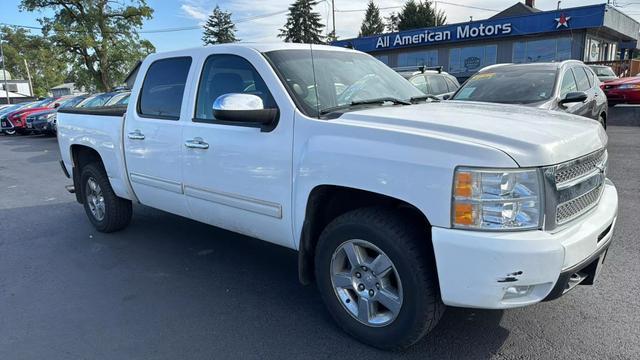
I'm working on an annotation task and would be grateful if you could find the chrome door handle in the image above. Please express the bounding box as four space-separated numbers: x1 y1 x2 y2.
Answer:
184 137 209 149
128 130 145 140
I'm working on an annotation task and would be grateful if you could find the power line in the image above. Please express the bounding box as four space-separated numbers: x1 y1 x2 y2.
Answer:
0 9 289 35
335 1 499 13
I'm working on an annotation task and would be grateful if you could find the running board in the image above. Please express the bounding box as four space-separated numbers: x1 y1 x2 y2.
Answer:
65 185 75 194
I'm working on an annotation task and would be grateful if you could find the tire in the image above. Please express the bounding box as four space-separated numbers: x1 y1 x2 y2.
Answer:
314 207 444 350
598 114 607 130
80 163 132 232
4 129 16 135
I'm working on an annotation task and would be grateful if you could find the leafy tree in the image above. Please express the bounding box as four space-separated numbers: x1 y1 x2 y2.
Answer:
398 0 446 31
359 1 385 37
279 0 325 44
202 5 238 45
385 12 400 32
0 26 66 97
20 0 156 92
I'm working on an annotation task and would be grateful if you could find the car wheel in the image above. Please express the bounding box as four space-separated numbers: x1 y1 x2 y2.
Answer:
315 207 444 350
80 163 132 232
599 114 607 130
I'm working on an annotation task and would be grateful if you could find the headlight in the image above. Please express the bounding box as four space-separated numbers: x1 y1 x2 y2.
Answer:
46 113 57 122
452 168 542 230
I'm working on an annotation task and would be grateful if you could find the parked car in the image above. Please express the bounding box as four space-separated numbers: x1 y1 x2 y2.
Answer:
103 91 130 107
26 95 88 135
1 97 64 135
77 91 125 108
589 65 618 82
600 76 640 106
398 66 460 98
57 44 617 350
0 101 37 135
451 61 608 128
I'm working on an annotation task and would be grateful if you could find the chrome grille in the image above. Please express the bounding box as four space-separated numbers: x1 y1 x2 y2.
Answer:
544 149 607 230
556 185 603 225
555 149 606 186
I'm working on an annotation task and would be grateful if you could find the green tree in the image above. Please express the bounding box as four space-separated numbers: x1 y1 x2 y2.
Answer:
359 1 385 37
20 0 156 92
0 26 66 97
202 5 238 45
398 0 446 31
385 12 400 33
279 0 325 44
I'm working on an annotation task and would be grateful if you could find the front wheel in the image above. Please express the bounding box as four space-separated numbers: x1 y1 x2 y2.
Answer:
80 163 132 232
315 207 444 350
598 114 607 130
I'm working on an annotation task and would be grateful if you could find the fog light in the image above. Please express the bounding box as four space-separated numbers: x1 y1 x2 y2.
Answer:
503 285 533 300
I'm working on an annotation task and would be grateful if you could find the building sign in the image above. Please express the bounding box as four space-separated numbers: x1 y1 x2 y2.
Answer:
333 4 606 53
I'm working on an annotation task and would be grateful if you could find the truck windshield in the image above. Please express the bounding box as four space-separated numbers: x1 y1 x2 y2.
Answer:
264 48 424 117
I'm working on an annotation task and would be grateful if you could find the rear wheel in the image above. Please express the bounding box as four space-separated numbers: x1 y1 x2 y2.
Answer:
80 163 132 232
315 207 443 350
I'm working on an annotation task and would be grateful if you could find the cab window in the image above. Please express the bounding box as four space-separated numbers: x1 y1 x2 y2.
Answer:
409 75 429 94
195 54 276 121
138 57 192 120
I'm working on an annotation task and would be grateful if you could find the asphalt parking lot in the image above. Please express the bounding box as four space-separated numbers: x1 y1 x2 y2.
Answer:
1 110 639 359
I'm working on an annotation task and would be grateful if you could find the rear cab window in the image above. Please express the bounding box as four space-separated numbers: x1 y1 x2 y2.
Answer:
138 57 192 120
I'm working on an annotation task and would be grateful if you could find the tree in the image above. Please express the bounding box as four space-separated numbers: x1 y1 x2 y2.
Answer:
398 0 446 31
20 0 156 92
385 12 400 33
326 30 338 43
0 26 66 97
202 6 238 45
279 0 325 44
359 1 385 37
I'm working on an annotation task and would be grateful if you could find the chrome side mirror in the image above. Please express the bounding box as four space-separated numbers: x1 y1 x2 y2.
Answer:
212 93 278 132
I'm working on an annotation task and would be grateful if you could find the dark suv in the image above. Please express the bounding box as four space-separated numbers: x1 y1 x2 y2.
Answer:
451 61 608 128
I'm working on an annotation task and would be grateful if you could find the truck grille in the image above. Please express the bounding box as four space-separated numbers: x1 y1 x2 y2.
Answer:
556 185 603 224
544 149 607 229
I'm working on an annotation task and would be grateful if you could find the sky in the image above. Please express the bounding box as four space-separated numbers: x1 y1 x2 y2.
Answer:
1 0 640 52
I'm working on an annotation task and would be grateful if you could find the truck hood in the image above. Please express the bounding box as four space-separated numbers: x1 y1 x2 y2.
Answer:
334 101 607 167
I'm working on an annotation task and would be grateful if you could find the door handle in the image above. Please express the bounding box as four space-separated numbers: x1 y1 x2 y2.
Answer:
128 130 145 140
184 137 209 150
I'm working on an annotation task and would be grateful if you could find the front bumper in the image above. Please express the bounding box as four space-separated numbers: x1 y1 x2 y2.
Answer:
432 180 618 309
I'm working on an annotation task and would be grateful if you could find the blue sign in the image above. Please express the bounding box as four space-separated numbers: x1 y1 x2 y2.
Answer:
332 4 606 52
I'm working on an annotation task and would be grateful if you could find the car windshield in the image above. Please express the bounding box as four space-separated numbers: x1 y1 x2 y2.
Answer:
592 67 616 77
60 96 87 109
264 49 424 117
78 93 114 108
453 67 557 104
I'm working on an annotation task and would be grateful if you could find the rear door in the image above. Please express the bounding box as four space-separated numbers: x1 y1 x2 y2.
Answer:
181 49 294 247
124 56 194 217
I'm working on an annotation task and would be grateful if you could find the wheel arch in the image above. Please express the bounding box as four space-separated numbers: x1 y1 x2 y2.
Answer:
297 185 433 285
70 145 105 204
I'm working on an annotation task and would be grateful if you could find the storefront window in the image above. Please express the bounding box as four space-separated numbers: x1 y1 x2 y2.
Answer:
398 50 438 67
374 55 389 65
513 38 572 63
448 45 497 74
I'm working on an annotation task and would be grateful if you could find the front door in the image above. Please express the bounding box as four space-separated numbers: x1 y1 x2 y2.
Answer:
181 52 294 247
124 56 194 217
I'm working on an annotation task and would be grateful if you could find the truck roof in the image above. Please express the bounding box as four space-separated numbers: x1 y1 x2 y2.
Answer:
143 43 359 62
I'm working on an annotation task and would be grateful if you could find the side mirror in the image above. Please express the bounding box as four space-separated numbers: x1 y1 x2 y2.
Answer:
53 102 61 108
213 93 278 131
559 91 588 106
442 93 452 100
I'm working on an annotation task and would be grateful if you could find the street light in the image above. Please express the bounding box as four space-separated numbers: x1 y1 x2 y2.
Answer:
0 31 10 105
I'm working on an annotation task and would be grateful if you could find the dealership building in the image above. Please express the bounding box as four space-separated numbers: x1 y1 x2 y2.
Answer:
332 1 640 80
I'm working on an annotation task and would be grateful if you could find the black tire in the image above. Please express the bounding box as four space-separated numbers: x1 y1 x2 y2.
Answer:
80 163 132 232
314 207 444 350
598 114 607 130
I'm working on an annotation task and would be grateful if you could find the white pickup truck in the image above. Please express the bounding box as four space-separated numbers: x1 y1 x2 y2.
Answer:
57 43 618 349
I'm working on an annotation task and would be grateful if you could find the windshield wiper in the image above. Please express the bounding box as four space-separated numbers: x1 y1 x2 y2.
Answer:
320 97 411 115
410 95 441 103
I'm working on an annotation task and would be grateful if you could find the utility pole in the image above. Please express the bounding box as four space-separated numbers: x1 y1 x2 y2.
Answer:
434 1 438 27
331 0 336 35
23 59 33 97
0 31 10 105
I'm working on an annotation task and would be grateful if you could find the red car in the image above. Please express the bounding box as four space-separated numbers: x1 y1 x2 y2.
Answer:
601 76 640 106
3 97 64 135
